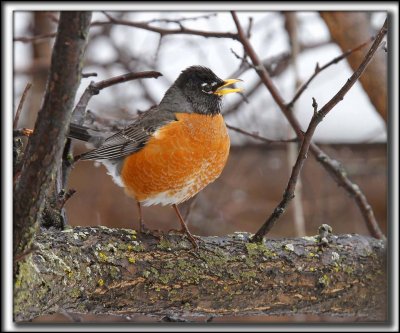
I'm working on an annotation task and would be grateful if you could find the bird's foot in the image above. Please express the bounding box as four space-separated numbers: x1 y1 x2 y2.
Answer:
137 223 163 240
167 228 186 235
168 229 199 250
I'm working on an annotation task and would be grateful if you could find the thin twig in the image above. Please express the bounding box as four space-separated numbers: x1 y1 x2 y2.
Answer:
81 72 98 78
223 80 262 116
230 48 254 70
253 21 383 240
288 37 374 107
232 11 387 240
14 83 32 129
96 71 162 90
92 12 239 40
232 40 332 80
13 32 57 43
226 123 297 144
71 71 162 126
146 13 218 25
246 17 254 39
252 97 322 241
225 54 293 117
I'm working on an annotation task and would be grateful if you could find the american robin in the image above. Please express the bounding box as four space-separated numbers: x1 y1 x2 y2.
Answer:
69 66 243 247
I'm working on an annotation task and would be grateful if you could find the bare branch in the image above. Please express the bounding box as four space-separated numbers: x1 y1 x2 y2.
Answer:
146 13 218 25
81 72 98 78
288 37 373 107
13 13 222 44
91 12 239 40
253 97 323 241
226 123 297 144
232 11 387 240
71 71 162 126
13 32 57 43
13 83 32 129
225 53 294 117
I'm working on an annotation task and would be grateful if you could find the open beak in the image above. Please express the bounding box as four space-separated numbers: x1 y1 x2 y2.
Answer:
213 79 243 96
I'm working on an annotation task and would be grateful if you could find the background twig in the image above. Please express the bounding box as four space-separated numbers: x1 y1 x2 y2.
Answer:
288 37 374 107
71 71 162 126
232 11 387 240
92 12 239 40
226 123 297 144
13 83 32 129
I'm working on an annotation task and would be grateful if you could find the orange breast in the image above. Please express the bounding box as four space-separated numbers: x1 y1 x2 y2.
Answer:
120 113 230 206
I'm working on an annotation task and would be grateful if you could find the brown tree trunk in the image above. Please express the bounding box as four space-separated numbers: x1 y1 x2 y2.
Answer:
320 12 387 122
13 12 92 258
14 227 387 322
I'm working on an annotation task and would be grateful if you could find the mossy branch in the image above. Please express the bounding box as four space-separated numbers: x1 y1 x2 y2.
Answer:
14 227 386 322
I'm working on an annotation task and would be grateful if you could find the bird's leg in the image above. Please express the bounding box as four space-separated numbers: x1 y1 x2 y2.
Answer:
172 204 199 249
136 202 163 240
136 201 149 234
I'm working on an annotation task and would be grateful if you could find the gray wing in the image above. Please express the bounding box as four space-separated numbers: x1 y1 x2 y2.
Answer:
78 108 177 161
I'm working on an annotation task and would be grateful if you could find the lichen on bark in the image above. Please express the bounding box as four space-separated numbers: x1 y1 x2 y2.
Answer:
14 227 387 322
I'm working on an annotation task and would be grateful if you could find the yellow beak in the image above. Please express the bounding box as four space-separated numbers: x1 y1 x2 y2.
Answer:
213 79 243 96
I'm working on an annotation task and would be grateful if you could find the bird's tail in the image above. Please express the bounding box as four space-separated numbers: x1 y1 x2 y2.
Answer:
68 123 107 162
68 123 95 142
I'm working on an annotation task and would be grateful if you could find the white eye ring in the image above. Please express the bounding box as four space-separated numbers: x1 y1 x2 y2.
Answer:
201 82 213 94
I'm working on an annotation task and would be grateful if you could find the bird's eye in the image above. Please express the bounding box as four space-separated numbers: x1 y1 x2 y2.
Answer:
201 82 213 94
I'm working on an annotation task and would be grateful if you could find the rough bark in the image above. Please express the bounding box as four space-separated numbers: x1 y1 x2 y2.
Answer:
320 12 387 122
13 12 92 257
14 227 387 322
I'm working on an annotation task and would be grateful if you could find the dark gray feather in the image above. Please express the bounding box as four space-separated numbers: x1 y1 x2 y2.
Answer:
78 107 177 161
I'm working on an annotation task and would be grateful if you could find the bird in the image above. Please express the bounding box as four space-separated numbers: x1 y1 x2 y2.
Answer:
69 65 243 248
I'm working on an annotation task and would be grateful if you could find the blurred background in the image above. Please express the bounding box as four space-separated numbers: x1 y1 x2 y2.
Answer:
13 10 387 322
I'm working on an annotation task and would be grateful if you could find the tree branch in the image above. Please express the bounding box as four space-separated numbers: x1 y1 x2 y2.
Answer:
287 37 373 108
226 123 298 144
91 12 239 40
13 12 92 258
14 227 387 322
145 13 218 25
13 32 57 43
252 97 321 241
13 83 32 129
71 71 162 126
231 11 386 240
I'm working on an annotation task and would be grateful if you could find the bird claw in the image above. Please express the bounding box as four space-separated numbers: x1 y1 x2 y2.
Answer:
167 229 200 250
167 228 186 235
138 225 162 240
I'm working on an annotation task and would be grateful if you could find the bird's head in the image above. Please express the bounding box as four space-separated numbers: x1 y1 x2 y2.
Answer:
162 66 243 115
